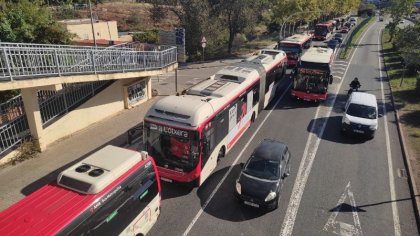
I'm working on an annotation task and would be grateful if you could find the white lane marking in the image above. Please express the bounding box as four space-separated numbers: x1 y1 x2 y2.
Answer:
182 83 292 236
323 182 363 236
279 21 377 236
377 28 401 236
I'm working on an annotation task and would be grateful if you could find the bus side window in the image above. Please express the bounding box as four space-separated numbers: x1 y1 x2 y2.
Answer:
87 168 159 235
253 84 259 106
202 126 215 168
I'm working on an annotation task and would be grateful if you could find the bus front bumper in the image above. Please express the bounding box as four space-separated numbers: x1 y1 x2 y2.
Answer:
291 90 327 102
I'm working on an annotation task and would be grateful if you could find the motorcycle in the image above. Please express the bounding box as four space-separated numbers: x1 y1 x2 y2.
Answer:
347 84 361 95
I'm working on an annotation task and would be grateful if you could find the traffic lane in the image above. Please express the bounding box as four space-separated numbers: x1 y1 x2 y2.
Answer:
185 87 323 236
346 23 418 234
288 22 418 235
290 107 401 235
147 75 296 236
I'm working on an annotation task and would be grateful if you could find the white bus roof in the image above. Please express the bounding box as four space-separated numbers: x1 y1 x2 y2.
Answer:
145 49 286 128
280 33 312 44
57 145 144 194
301 47 333 64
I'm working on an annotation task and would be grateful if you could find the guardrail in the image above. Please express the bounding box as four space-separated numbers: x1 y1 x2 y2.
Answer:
0 42 177 81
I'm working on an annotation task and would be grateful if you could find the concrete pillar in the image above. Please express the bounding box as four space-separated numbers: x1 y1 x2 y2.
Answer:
146 76 152 100
21 88 46 151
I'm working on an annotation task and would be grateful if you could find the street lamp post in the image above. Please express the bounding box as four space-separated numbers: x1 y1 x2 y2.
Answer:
88 0 97 47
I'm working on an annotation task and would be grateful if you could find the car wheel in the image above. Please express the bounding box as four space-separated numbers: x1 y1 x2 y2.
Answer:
272 197 279 210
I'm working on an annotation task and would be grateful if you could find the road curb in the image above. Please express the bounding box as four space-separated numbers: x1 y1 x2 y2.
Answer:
380 29 420 227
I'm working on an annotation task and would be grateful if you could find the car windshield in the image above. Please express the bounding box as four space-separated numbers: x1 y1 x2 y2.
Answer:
244 157 280 180
335 34 343 38
346 103 377 119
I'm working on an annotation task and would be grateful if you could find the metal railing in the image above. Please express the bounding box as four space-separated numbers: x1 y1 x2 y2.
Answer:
0 95 30 155
0 42 177 81
39 80 113 126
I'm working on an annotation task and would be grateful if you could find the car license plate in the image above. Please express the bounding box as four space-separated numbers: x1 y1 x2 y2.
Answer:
160 177 173 183
244 201 259 208
353 129 364 134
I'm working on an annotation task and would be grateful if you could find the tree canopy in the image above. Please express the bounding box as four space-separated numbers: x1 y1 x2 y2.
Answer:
0 0 72 44
393 21 420 71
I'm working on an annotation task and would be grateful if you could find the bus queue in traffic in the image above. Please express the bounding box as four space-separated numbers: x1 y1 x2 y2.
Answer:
0 32 340 234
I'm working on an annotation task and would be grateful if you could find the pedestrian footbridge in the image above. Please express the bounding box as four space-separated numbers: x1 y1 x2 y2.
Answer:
0 42 178 158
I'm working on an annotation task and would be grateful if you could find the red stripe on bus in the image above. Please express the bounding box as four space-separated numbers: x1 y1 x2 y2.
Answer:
227 120 251 149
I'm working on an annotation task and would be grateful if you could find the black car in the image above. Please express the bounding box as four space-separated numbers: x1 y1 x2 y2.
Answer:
235 139 291 210
333 33 343 43
327 39 340 50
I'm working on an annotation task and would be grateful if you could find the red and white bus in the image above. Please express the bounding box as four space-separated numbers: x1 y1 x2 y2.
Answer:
144 49 287 186
278 33 313 67
0 145 161 236
314 21 335 40
291 47 334 102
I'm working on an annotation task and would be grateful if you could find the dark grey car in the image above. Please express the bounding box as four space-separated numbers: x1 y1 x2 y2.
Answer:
235 139 291 211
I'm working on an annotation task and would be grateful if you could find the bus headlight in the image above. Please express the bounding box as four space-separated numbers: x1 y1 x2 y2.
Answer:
265 191 277 202
236 182 241 195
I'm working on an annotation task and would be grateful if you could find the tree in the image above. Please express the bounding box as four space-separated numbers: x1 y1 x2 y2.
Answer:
0 0 72 44
0 0 73 103
165 0 209 60
209 0 262 54
393 21 420 73
386 0 415 41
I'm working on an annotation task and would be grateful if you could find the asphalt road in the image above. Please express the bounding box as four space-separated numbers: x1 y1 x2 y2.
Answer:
147 21 418 236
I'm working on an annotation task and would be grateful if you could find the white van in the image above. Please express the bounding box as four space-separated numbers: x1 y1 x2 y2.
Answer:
341 92 378 139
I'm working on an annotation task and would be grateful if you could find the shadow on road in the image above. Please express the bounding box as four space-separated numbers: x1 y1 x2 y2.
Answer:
196 164 266 222
307 116 366 145
160 182 194 200
330 196 419 213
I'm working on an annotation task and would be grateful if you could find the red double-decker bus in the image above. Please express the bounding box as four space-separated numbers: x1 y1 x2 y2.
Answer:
278 33 313 67
0 145 161 236
291 47 334 102
144 49 288 186
314 21 335 40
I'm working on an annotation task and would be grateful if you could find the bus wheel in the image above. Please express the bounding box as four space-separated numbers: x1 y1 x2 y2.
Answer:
218 146 226 159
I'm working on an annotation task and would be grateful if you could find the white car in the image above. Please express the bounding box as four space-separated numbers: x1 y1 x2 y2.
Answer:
341 92 378 139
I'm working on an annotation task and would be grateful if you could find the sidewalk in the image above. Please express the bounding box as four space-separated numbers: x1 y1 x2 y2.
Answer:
0 59 241 211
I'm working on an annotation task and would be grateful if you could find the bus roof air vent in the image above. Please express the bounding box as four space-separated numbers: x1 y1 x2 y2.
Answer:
88 169 104 177
57 145 142 194
75 164 91 173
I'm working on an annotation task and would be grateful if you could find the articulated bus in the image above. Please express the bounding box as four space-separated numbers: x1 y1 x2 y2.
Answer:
291 47 334 102
314 21 335 40
144 49 288 186
278 33 313 67
0 145 161 236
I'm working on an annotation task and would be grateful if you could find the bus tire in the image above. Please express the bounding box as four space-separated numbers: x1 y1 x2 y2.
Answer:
218 146 226 159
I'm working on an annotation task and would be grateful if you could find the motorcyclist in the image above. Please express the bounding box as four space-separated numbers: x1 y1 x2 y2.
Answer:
348 77 361 95
350 77 361 90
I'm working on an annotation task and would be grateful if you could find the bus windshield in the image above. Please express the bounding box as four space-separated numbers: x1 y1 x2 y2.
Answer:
279 43 301 53
315 25 329 36
294 73 328 94
145 123 199 172
298 61 330 72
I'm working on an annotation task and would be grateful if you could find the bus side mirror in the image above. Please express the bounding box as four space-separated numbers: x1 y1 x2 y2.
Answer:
329 75 333 84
